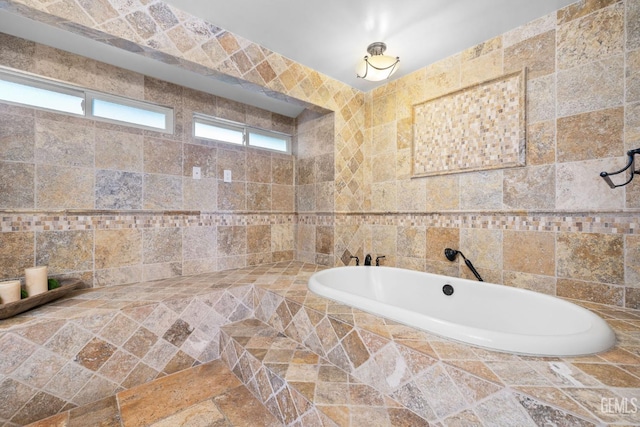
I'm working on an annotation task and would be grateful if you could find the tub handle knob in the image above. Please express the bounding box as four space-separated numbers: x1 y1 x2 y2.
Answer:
375 256 386 266
350 256 360 266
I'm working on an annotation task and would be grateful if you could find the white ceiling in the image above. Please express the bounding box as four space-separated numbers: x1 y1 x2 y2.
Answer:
1 1 576 116
166 0 576 91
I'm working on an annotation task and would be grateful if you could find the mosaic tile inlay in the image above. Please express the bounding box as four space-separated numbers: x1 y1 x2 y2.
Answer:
412 70 526 177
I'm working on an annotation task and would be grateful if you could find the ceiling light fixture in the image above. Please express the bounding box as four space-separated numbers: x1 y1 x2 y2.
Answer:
356 42 400 81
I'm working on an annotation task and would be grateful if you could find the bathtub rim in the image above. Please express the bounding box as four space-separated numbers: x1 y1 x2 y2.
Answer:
308 266 616 357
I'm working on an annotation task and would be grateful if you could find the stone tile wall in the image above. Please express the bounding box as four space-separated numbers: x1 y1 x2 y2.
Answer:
0 0 638 310
343 0 640 309
0 33 297 286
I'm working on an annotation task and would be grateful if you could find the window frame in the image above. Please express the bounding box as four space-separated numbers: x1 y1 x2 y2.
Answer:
193 113 292 154
0 67 174 134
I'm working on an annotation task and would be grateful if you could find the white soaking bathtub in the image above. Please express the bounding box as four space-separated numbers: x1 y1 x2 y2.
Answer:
308 266 616 356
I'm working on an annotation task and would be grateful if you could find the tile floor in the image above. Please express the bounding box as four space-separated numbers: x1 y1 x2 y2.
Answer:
26 360 280 427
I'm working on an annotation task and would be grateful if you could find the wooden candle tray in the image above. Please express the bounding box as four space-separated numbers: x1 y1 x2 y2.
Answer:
0 279 85 320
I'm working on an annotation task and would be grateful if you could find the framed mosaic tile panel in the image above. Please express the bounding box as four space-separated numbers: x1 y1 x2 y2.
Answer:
412 70 526 177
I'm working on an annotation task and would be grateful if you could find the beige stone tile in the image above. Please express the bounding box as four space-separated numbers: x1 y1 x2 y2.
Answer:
143 174 182 210
217 226 246 257
503 230 555 276
314 182 333 212
272 157 294 185
557 107 624 163
246 182 271 211
142 228 182 264
557 55 624 117
557 2 624 70
504 30 555 79
95 128 144 172
460 228 502 271
34 44 97 88
461 36 503 62
247 225 271 254
95 265 143 287
397 226 426 259
0 32 36 71
396 179 426 212
628 0 640 51
0 161 34 209
626 101 640 145
460 170 502 210
626 235 640 287
527 74 555 123
504 165 555 210
183 226 216 260
183 143 216 178
0 231 34 278
271 224 294 253
246 151 271 183
0 113 34 162
556 158 625 210
36 230 93 274
143 137 182 176
503 271 556 295
183 177 217 211
35 117 94 167
95 229 142 269
35 165 94 209
557 232 624 285
557 0 619 24
425 174 459 211
503 13 555 47
460 50 503 87
96 170 143 210
628 49 640 104
526 120 556 165
423 55 461 100
370 181 397 212
94 62 144 98
426 228 459 262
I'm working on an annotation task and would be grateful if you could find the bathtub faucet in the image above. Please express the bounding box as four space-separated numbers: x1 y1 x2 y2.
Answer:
350 256 360 266
364 254 372 266
376 256 385 266
444 248 484 282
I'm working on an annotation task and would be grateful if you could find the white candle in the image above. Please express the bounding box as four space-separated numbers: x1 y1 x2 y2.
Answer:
0 280 21 304
25 266 48 297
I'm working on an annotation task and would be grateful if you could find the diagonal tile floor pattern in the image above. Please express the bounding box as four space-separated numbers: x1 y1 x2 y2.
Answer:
26 360 280 427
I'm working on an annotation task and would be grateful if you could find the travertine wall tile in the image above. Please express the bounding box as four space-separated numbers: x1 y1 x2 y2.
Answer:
460 228 502 272
35 118 94 168
95 229 142 269
557 232 624 284
557 2 624 70
503 13 555 47
625 235 640 286
557 278 624 306
504 30 555 79
557 107 624 162
143 137 182 176
526 120 556 165
247 183 271 211
0 231 34 279
217 226 246 258
0 32 35 71
397 179 426 212
143 174 182 210
0 114 34 162
460 171 503 210
143 228 182 264
0 162 34 209
628 49 640 103
397 226 426 259
526 74 556 123
94 128 144 172
460 49 503 86
36 165 94 209
425 175 460 211
503 231 555 276
627 0 640 50
426 227 459 262
503 271 556 295
96 170 143 210
183 178 217 211
36 230 93 275
557 0 619 24
627 101 640 144
503 165 555 210
183 143 216 178
247 225 270 254
182 226 216 260
557 55 624 117
556 159 625 210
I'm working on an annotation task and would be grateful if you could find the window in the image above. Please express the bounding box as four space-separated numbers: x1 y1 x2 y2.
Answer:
193 113 291 153
0 68 173 134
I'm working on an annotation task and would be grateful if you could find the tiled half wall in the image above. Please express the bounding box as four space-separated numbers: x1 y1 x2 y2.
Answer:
296 212 640 310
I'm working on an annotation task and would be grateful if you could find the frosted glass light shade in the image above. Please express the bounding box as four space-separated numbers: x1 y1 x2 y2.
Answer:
356 42 400 81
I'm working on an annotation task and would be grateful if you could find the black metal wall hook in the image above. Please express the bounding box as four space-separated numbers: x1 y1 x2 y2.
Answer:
600 148 640 188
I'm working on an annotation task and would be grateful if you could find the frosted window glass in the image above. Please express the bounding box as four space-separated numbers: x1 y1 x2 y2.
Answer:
92 98 166 130
194 121 244 145
0 79 84 115
248 132 288 152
